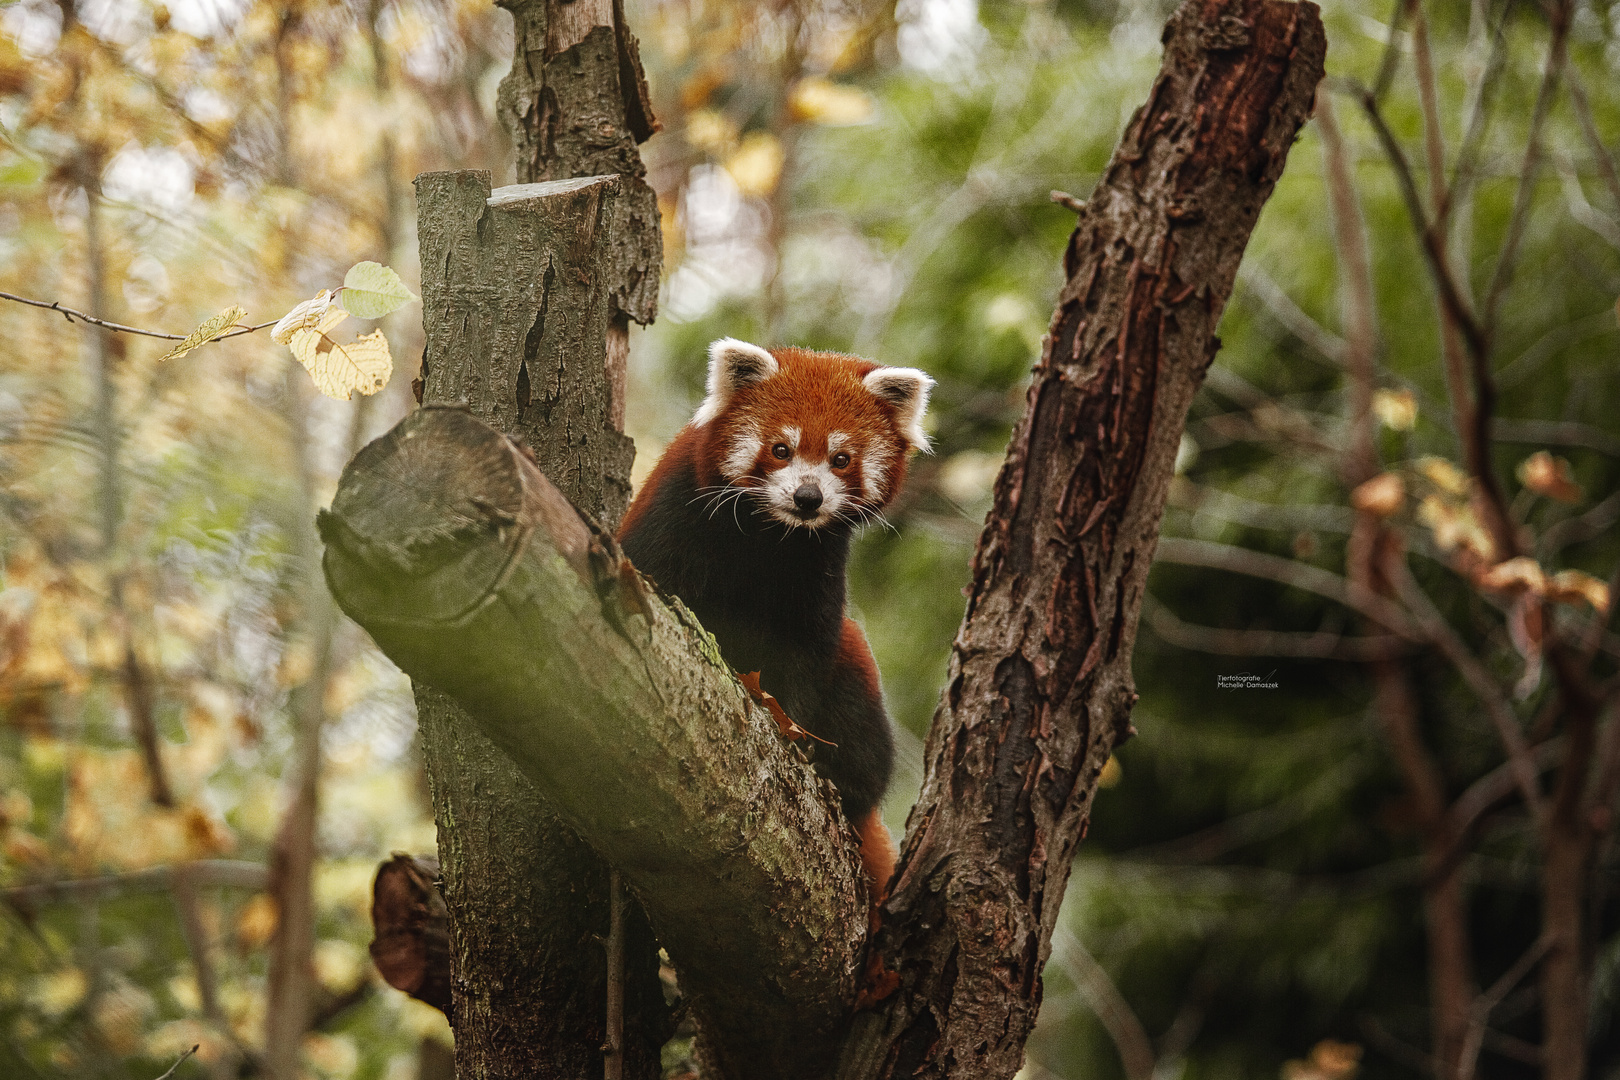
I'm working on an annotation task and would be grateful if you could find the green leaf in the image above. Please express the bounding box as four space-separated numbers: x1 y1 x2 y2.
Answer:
338 262 419 320
158 305 247 363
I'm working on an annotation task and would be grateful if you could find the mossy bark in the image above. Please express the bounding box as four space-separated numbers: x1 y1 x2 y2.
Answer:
325 407 866 1080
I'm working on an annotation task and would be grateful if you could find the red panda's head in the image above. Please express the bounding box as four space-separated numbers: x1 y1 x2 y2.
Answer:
690 338 933 532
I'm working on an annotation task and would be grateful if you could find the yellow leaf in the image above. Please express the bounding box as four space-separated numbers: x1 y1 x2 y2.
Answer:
158 305 246 363
789 76 874 125
271 289 334 344
686 108 738 155
1416 456 1469 496
1415 495 1494 561
290 326 392 401
1351 472 1405 517
1478 556 1546 595
30 968 89 1018
313 939 364 993
725 132 784 197
1516 450 1583 504
1548 569 1611 614
1097 755 1122 788
1371 388 1416 431
236 893 279 950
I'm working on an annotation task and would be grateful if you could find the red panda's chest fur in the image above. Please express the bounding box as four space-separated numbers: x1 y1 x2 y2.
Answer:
617 347 923 831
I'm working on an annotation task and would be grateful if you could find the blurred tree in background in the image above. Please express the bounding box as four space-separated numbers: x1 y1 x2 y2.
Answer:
0 0 1617 1078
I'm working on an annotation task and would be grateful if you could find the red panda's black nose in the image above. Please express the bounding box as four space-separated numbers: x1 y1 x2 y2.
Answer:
793 484 824 514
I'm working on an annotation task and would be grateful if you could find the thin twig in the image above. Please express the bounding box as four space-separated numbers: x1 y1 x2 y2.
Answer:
152 1045 199 1080
1236 265 1347 366
1369 0 1410 104
1410 1 1476 480
1154 536 1424 639
0 291 276 343
1456 933 1553 1080
1051 928 1155 1080
1565 66 1620 212
1314 92 1379 481
1 861 268 908
1442 0 1516 226
1344 83 1488 364
1141 595 1409 661
1386 560 1547 828
1344 81 1517 556
1482 0 1572 339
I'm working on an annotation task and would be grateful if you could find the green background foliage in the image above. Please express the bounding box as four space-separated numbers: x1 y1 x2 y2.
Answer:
1 0 1617 1077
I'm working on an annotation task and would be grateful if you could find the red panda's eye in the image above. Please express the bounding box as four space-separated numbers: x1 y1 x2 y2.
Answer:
772 443 791 460
831 452 851 469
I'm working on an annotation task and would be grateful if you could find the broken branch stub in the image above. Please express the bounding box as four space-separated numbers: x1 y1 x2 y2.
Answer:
322 405 867 1080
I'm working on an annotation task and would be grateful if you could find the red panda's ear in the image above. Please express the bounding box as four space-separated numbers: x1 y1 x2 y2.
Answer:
693 338 779 426
863 367 935 452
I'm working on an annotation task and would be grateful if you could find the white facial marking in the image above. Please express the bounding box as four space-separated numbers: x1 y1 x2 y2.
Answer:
862 442 892 503
760 455 849 530
827 431 851 454
723 423 762 479
781 425 801 450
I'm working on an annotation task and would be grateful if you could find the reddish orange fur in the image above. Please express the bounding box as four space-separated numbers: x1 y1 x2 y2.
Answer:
618 343 927 937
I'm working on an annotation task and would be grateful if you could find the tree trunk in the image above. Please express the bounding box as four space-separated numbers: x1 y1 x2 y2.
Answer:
413 171 666 1078
836 4 1325 1076
409 0 664 1074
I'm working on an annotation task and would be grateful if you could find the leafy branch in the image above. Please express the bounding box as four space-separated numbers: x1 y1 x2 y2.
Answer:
0 260 418 402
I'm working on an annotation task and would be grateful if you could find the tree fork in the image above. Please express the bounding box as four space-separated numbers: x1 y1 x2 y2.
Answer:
836 3 1326 1076
322 405 867 1080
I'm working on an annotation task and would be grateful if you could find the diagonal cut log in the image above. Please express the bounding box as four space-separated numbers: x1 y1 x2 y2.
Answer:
836 2 1326 1076
321 405 866 1080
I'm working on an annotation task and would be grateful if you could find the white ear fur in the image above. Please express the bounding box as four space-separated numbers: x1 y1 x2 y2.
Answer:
863 367 935 452
692 338 780 426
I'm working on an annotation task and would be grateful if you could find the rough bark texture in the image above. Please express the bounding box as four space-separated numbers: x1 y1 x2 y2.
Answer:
836 4 1326 1077
411 8 663 1072
323 406 866 1080
412 170 665 1079
498 0 660 329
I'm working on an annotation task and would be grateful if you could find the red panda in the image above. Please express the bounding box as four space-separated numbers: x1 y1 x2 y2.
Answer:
618 338 933 901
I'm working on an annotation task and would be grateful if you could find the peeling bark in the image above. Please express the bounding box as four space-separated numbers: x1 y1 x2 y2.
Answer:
837 4 1325 1076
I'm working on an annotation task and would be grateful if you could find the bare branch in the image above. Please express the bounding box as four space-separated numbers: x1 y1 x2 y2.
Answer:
1313 92 1378 480
1154 536 1423 638
1565 65 1620 212
1481 0 1573 338
0 861 267 908
1386 561 1547 826
0 290 277 343
151 1046 199 1080
1457 934 1554 1080
1141 594 1410 661
1051 929 1155 1080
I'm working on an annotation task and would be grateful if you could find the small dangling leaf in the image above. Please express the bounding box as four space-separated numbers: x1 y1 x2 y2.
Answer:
158 305 247 362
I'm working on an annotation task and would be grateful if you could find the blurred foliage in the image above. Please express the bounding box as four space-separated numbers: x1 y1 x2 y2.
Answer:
2 0 1619 1078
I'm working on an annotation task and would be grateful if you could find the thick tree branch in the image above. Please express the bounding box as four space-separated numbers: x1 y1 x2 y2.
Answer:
322 406 865 1080
837 4 1326 1076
